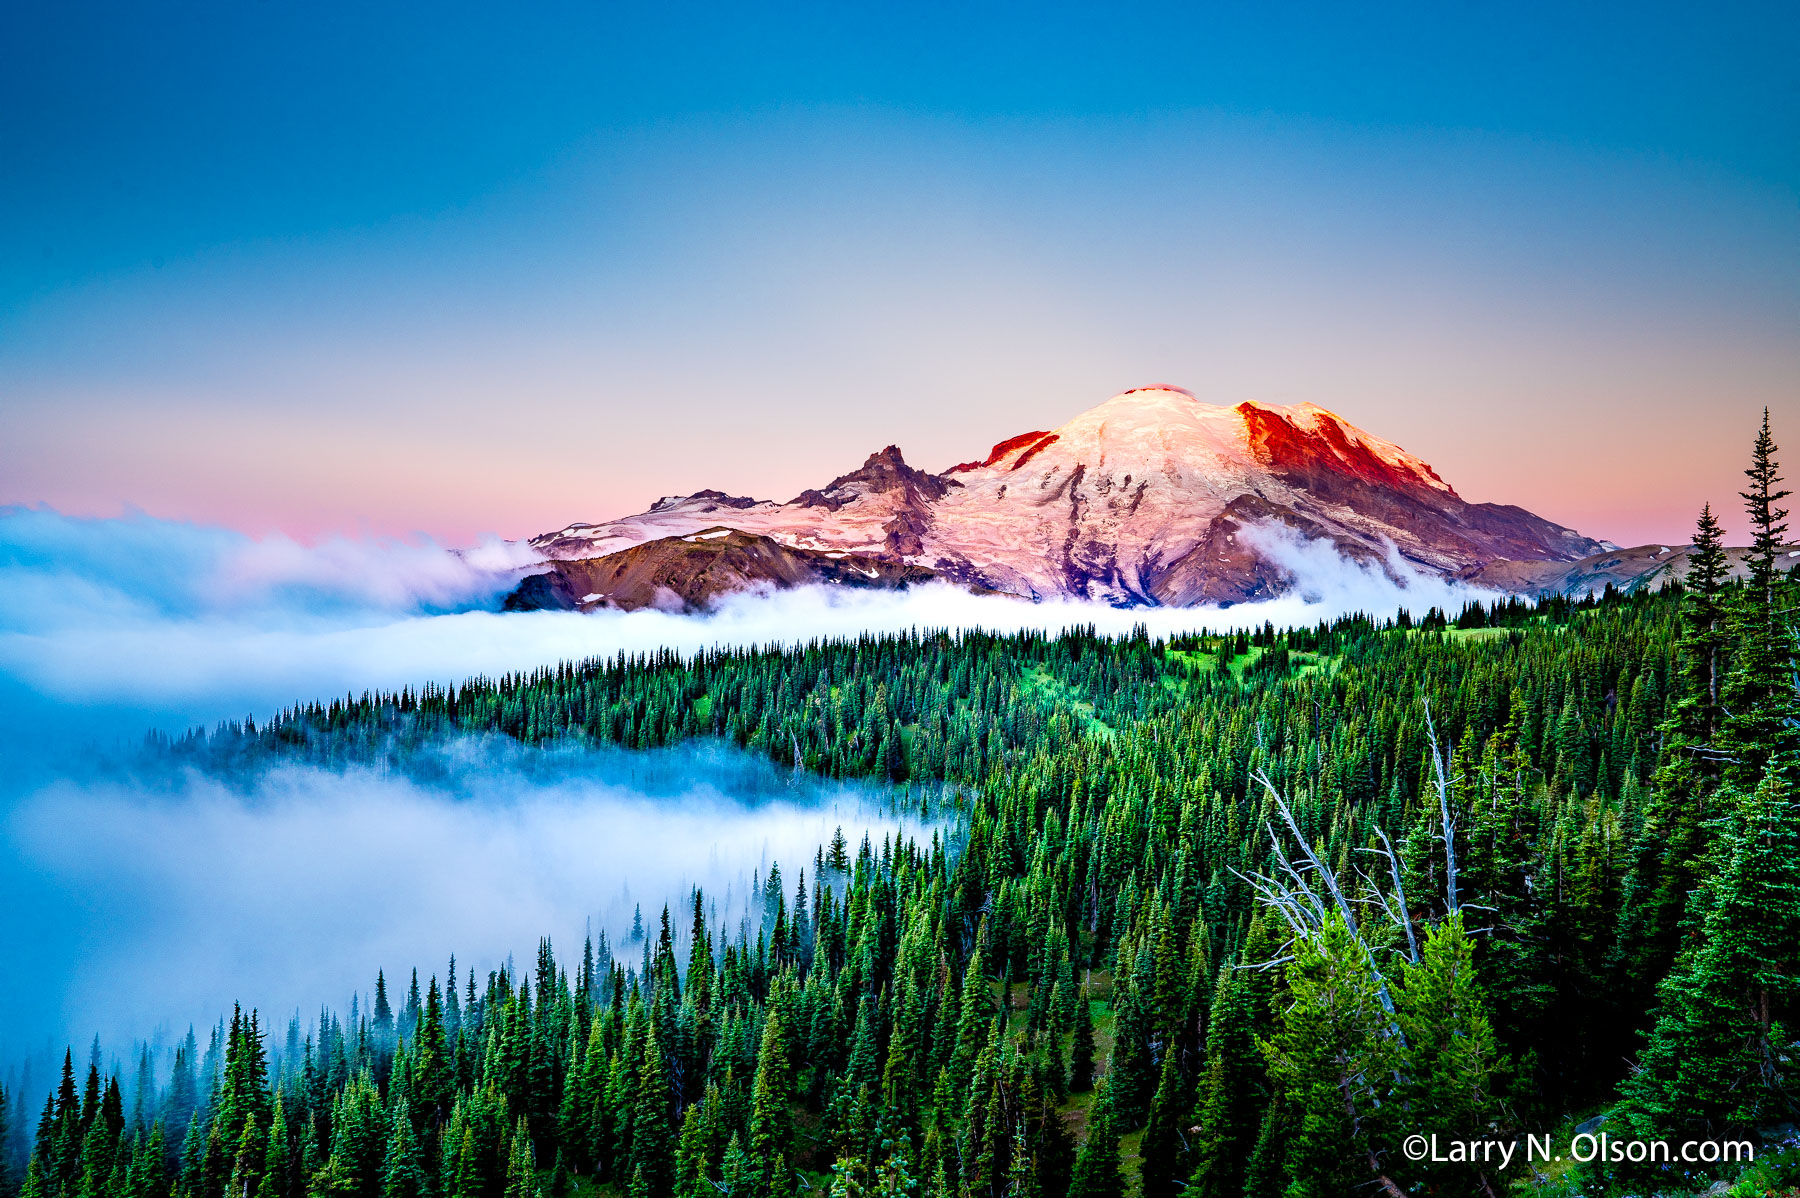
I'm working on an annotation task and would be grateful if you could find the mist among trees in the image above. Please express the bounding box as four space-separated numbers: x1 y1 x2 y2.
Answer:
4 414 1797 1197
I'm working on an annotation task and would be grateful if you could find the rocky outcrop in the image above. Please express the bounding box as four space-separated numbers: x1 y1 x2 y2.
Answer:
504 528 942 613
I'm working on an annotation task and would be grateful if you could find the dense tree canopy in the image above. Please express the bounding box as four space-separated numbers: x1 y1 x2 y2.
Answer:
8 427 1797 1198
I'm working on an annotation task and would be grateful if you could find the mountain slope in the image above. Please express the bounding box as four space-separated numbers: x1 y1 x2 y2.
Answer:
505 527 944 613
517 386 1603 609
1462 541 1800 598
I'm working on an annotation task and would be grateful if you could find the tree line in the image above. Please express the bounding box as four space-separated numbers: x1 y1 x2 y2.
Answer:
5 413 1796 1197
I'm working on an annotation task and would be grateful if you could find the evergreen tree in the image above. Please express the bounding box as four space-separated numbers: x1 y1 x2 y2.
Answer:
1185 967 1262 1198
257 1098 291 1198
378 1103 426 1198
1135 1050 1187 1198
629 1037 675 1198
502 1119 538 1198
1620 771 1800 1144
1721 409 1797 786
1064 1082 1122 1198
1068 991 1095 1095
1260 916 1398 1198
746 1012 793 1198
1393 916 1505 1196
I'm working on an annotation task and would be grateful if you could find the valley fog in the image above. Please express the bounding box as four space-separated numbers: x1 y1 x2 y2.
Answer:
0 741 927 1067
0 505 1493 1082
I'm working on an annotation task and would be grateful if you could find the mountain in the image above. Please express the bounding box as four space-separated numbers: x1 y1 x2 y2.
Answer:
1462 541 1800 598
511 386 1604 611
504 526 946 613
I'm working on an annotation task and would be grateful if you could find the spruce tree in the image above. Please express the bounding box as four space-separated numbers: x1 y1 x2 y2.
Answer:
1135 1050 1187 1198
1068 989 1095 1094
1064 1081 1123 1198
1721 409 1797 786
747 1012 794 1198
1620 771 1800 1145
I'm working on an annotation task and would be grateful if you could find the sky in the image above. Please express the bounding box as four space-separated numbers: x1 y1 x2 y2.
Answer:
2 1 1797 546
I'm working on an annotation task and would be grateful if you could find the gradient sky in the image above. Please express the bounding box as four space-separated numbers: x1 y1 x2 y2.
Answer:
2 1 1796 547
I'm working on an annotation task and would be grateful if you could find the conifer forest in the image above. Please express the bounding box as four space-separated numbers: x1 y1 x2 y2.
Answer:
4 419 1798 1198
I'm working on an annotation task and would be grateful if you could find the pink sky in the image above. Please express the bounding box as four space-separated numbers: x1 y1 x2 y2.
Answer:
4 114 1795 550
3 376 1786 550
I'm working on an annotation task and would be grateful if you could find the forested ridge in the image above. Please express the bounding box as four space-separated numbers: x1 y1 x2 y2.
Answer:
4 419 1797 1197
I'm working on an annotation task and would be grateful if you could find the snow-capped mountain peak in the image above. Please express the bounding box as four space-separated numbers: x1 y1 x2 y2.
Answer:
518 386 1599 610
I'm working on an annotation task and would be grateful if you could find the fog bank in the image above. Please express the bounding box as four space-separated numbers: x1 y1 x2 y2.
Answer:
0 741 924 1062
0 506 1493 1065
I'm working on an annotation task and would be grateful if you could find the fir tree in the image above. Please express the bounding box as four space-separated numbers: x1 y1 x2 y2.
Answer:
746 1012 793 1198
1620 771 1800 1146
1068 991 1095 1095
378 1103 426 1198
1393 916 1505 1196
1064 1082 1123 1198
1721 409 1797 786
1135 1050 1187 1198
1260 916 1399 1198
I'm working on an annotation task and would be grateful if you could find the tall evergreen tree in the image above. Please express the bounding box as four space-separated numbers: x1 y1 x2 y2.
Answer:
1721 409 1797 786
1064 1082 1123 1198
1620 771 1800 1146
746 1012 794 1198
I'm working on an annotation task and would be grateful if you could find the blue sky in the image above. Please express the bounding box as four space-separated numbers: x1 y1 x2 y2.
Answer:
3 1 1796 543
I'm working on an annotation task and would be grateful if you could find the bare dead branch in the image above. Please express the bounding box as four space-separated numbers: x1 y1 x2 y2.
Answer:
1423 700 1461 915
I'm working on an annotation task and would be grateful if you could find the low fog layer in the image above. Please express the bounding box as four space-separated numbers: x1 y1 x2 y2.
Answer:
0 506 1495 1068
0 509 1496 757
0 741 924 1063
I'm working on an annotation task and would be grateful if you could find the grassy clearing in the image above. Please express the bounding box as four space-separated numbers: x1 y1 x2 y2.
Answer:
1021 665 1117 738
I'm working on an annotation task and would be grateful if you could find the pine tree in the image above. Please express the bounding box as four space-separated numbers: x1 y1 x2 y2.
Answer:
1721 409 1797 786
1620 771 1800 1142
746 1012 793 1198
1064 1081 1123 1198
1135 1050 1187 1198
1393 915 1504 1195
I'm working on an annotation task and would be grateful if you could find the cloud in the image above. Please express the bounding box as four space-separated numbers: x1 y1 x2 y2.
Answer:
0 739 921 1060
0 507 1501 753
0 507 1500 1064
0 504 534 626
